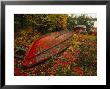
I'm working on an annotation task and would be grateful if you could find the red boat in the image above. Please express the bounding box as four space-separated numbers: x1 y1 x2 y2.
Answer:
22 31 73 68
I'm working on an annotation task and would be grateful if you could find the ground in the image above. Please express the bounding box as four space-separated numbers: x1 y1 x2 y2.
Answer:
14 28 97 76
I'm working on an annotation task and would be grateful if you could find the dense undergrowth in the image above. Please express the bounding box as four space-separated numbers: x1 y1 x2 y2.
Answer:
14 28 97 76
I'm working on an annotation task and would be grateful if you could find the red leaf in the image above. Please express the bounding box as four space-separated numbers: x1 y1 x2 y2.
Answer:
73 67 84 76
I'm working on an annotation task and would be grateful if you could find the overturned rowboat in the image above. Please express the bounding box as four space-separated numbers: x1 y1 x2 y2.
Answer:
22 31 73 68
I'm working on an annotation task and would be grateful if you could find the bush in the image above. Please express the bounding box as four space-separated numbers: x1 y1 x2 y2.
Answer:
67 14 97 33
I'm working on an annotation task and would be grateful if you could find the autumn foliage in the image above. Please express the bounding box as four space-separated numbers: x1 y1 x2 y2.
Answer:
14 14 97 76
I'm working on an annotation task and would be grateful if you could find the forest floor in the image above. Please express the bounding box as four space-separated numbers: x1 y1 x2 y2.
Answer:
14 27 97 76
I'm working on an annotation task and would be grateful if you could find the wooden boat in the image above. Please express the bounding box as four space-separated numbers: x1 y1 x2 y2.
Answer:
22 31 73 68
